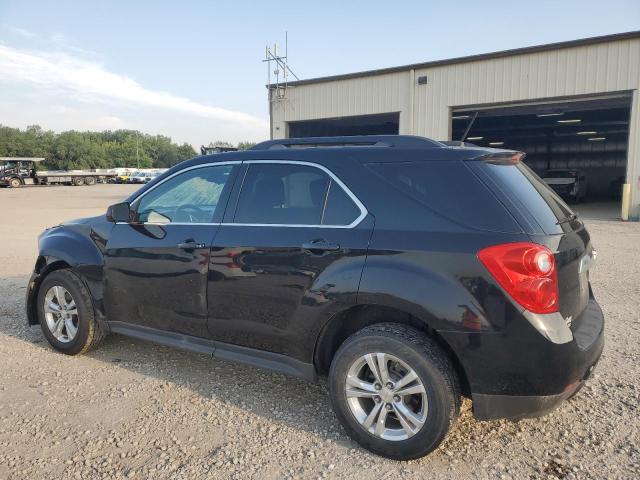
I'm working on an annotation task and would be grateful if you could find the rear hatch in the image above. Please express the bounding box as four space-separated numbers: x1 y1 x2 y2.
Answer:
468 154 593 322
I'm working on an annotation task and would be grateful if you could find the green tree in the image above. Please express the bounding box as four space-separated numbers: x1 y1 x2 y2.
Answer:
237 141 256 150
0 125 196 170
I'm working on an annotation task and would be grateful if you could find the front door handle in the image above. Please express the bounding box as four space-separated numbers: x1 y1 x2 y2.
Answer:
302 240 340 252
177 240 206 250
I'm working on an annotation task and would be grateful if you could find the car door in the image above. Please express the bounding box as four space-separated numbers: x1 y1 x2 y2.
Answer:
207 160 373 362
104 162 240 338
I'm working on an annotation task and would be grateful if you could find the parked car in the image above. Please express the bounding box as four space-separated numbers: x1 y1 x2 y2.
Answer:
128 171 147 184
113 173 132 184
542 169 587 202
27 136 603 460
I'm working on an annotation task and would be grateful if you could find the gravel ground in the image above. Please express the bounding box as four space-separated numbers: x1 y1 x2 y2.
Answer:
0 186 638 479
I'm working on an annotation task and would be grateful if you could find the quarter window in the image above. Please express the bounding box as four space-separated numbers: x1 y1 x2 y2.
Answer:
321 180 361 226
134 165 234 223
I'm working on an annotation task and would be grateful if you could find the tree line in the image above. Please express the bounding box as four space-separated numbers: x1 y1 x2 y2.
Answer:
0 125 254 170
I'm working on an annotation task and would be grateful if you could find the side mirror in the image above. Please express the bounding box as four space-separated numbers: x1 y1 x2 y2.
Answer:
106 202 132 223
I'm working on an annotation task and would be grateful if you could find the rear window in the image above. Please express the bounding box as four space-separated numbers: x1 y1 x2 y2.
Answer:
477 162 575 234
365 161 520 232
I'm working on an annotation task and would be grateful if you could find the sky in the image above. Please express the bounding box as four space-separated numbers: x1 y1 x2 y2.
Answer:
1 0 639 148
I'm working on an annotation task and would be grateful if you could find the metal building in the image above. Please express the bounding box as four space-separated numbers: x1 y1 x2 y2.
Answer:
269 31 640 220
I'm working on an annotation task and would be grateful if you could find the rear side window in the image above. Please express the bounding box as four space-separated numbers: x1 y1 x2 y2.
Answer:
478 162 574 234
234 163 363 226
366 161 520 232
235 163 329 225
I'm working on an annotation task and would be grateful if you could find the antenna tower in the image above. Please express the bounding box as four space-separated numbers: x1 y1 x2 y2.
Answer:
264 32 299 101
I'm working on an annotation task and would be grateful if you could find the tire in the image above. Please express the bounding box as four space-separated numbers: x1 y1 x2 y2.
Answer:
329 323 460 460
567 381 585 401
84 176 96 186
8 177 22 188
37 269 106 355
72 177 85 186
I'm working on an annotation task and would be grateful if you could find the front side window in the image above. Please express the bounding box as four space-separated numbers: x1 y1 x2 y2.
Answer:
134 164 234 223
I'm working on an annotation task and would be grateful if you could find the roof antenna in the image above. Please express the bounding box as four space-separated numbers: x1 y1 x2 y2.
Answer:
460 111 479 142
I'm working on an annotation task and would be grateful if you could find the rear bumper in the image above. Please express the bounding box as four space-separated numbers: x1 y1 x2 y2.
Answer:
472 347 601 420
440 297 604 420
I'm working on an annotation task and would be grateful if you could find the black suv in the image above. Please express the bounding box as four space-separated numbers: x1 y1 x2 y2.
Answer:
27 136 604 459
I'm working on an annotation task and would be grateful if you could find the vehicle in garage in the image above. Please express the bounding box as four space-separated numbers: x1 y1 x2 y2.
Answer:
0 157 116 187
27 136 604 460
542 169 588 203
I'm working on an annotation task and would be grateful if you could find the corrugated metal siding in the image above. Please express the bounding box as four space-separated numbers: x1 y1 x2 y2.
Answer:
271 71 411 136
411 38 640 140
270 37 640 217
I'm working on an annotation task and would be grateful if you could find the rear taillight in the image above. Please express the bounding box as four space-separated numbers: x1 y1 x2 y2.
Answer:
478 242 558 314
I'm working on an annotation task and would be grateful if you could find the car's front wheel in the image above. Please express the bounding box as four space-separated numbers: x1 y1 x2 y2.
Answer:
37 269 105 355
329 323 460 460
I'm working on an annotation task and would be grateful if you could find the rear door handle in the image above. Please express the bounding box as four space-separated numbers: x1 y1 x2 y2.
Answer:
302 240 340 252
177 241 206 250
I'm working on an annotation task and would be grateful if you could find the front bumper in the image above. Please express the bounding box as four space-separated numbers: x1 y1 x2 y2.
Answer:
440 297 604 420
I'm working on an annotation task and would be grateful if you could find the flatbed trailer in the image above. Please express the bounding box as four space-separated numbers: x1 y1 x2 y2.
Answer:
0 158 117 187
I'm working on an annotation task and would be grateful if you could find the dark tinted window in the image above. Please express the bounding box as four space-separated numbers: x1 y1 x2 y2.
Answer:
366 161 520 232
235 164 329 225
479 162 574 233
134 165 234 223
322 180 361 225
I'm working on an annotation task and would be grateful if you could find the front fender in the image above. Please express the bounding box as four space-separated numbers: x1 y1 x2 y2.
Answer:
38 226 104 267
27 224 108 325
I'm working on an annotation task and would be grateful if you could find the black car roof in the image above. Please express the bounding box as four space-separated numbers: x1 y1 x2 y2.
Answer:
179 135 511 170
126 135 521 204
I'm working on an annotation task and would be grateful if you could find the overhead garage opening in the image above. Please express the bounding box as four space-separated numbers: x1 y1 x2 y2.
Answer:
288 112 400 138
451 96 631 206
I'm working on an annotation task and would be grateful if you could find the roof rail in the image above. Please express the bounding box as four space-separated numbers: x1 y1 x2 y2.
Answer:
251 135 444 150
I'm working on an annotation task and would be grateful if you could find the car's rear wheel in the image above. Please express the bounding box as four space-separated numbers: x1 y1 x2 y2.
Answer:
329 323 460 460
37 269 105 355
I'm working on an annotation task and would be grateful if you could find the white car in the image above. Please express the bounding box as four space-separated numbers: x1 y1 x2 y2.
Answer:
129 172 156 184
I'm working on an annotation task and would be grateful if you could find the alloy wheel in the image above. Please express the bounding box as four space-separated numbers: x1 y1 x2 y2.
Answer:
43 286 79 343
345 353 428 441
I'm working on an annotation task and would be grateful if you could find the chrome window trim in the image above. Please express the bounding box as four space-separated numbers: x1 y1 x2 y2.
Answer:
118 159 369 229
231 160 368 229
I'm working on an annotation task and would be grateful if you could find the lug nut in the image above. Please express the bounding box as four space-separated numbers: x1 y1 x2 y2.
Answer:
374 383 382 391
385 403 393 411
393 395 400 402
374 396 381 403
386 382 394 389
